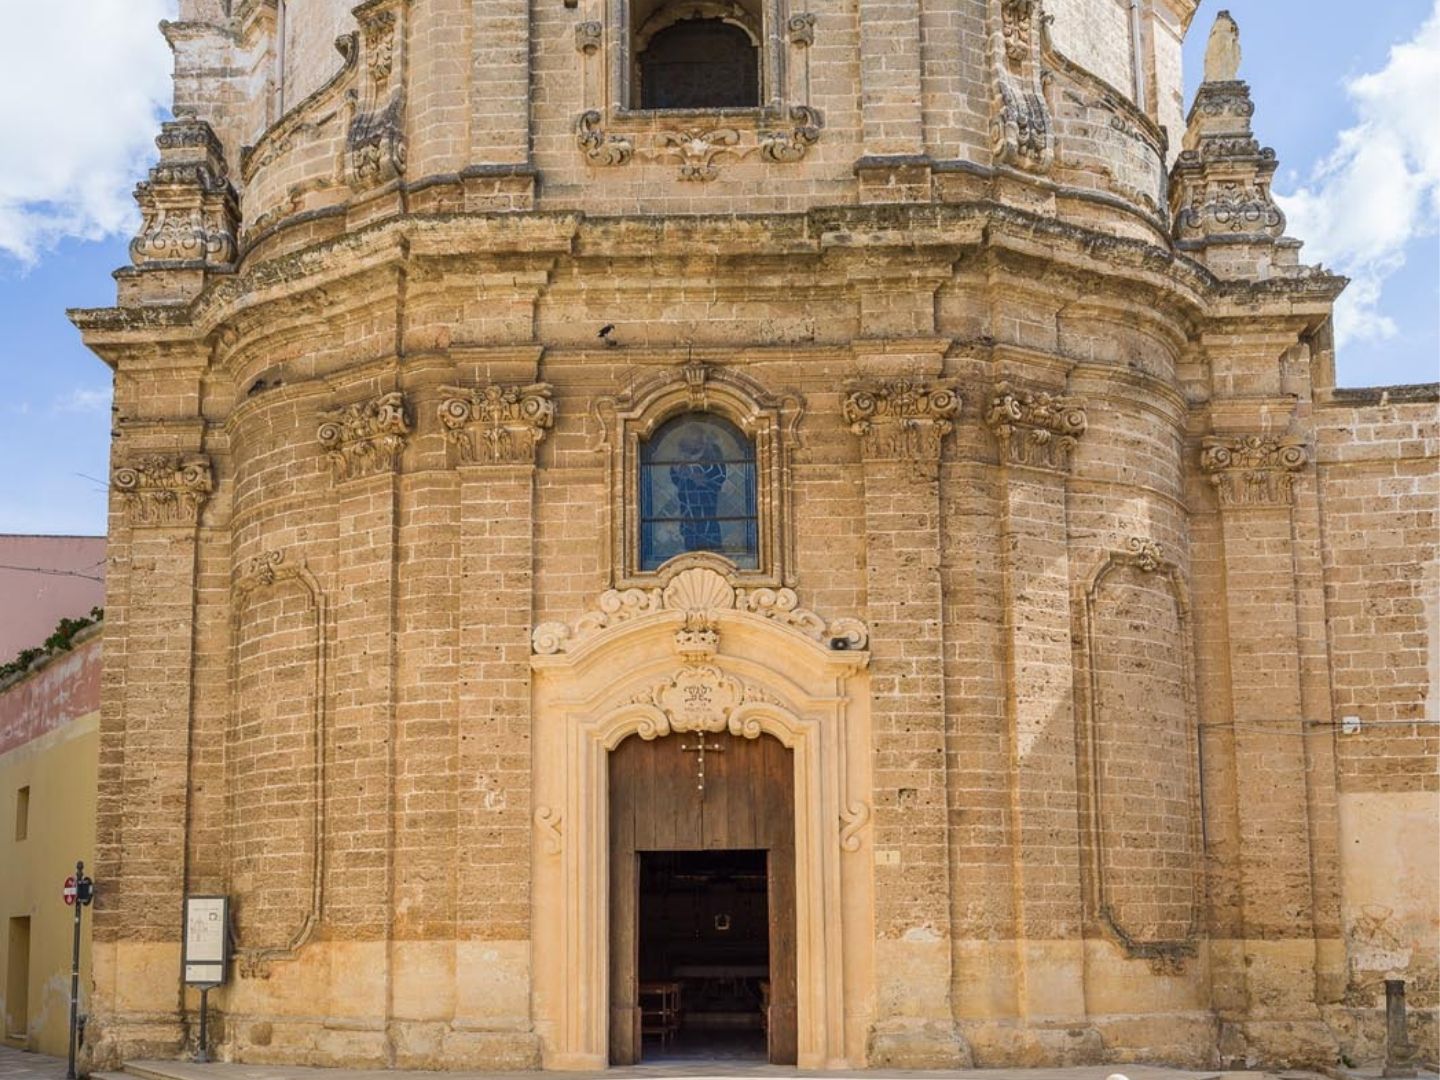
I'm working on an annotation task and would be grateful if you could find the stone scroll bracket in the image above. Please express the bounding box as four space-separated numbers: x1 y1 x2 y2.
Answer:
989 0 1054 174
347 0 409 190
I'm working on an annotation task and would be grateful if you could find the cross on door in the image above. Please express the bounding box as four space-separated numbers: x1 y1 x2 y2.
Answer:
679 738 724 791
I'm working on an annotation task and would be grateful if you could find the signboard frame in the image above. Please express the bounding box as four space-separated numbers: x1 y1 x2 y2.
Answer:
182 895 230 988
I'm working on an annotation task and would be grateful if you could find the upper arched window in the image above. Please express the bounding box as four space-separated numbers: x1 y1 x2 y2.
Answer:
634 9 761 110
639 413 758 570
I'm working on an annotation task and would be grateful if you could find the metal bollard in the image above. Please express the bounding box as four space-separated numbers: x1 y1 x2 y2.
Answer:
1383 978 1418 1079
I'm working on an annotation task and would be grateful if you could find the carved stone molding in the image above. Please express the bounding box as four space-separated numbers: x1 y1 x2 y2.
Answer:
759 106 824 163
1200 433 1309 507
574 20 602 53
438 382 555 465
989 0 1053 174
534 806 563 855
347 0 407 188
130 119 238 270
230 548 327 976
663 127 742 182
1125 535 1165 573
112 453 214 527
786 11 816 45
843 379 962 462
1170 73 1286 247
316 391 411 482
576 110 635 167
985 381 1088 472
532 564 867 656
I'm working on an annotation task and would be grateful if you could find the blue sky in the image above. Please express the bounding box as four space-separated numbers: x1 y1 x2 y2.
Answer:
0 0 1436 536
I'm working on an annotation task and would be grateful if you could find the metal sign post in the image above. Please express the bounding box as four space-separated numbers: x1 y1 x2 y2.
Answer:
65 861 94 1080
182 896 230 1062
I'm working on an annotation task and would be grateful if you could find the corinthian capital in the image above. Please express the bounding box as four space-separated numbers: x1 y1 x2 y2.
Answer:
985 382 1088 472
112 453 213 527
438 382 555 465
842 379 961 462
1201 433 1309 507
316 391 410 482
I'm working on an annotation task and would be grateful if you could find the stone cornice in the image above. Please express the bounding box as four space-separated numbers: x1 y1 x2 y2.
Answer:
112 453 214 527
1200 432 1309 507
985 381 1088 473
316 391 411 482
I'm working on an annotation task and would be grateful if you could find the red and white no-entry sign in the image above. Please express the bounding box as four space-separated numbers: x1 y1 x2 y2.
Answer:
62 875 77 905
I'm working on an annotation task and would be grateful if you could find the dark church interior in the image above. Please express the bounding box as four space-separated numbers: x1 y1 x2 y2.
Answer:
637 849 771 1060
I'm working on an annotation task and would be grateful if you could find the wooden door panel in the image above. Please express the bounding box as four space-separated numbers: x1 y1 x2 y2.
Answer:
610 730 796 1065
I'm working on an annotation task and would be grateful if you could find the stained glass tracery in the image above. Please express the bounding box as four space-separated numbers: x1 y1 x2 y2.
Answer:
639 413 758 570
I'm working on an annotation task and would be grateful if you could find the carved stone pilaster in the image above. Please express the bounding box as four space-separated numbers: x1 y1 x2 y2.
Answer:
985 381 1088 472
316 391 410 481
348 0 407 188
112 454 214 527
989 0 1053 174
1201 433 1309 507
129 120 238 270
438 382 555 465
842 379 961 461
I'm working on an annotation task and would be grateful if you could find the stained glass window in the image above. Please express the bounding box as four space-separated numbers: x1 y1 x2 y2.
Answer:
640 413 758 570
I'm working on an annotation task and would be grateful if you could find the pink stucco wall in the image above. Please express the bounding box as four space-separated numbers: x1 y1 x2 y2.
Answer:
0 535 106 659
0 630 102 756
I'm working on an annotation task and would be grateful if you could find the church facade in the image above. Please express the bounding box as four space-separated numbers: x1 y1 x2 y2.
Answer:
72 0 1437 1072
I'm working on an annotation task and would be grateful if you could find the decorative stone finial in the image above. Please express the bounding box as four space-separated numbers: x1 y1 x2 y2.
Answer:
1203 11 1241 83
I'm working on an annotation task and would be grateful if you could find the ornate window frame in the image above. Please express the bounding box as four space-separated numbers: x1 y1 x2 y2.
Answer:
573 0 823 178
595 363 801 589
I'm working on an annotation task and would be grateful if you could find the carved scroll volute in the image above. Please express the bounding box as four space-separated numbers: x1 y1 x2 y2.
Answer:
989 0 1053 174
316 391 411 482
112 453 214 527
842 379 961 462
438 382 556 466
985 381 1088 472
1200 432 1309 507
348 0 407 188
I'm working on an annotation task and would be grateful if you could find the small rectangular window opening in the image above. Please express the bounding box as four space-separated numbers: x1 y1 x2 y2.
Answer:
14 786 28 842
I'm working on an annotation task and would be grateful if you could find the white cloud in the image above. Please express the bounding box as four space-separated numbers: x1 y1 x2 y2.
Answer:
1276 1 1440 349
53 387 112 414
0 0 177 263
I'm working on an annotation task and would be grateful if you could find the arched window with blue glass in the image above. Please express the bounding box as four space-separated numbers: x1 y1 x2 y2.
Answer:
639 413 758 571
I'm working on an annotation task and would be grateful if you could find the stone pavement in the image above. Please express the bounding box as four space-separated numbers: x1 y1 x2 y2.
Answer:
0 1047 70 1080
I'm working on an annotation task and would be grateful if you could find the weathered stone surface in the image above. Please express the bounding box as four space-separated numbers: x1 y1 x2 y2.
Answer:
68 1 1437 1075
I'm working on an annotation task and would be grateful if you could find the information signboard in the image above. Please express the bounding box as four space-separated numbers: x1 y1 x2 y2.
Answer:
182 896 229 986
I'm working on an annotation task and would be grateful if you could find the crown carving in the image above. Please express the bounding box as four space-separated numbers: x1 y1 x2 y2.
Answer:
316 391 410 482
842 379 961 462
985 381 1088 472
1200 433 1309 507
112 453 214 527
532 564 867 656
438 382 555 465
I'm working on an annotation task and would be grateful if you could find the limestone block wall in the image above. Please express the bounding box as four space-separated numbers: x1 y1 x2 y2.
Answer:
1315 388 1440 1065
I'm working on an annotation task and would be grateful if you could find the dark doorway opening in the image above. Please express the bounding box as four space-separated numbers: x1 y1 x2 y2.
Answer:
637 18 760 110
638 849 769 1061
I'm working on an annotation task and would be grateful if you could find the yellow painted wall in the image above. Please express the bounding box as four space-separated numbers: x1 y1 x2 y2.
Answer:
0 710 98 1056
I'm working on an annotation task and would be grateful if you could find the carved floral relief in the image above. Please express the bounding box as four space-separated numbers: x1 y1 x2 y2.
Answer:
843 380 962 462
1201 433 1309 507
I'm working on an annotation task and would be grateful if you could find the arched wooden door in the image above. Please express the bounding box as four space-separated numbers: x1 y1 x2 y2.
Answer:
609 730 797 1065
